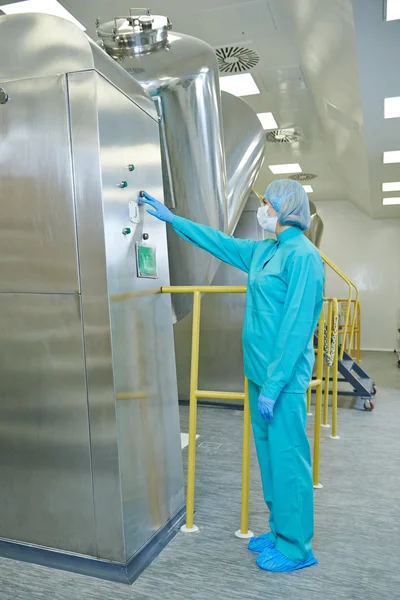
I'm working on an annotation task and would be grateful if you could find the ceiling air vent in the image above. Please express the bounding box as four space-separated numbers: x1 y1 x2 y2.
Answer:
289 173 317 182
266 129 302 144
216 46 259 73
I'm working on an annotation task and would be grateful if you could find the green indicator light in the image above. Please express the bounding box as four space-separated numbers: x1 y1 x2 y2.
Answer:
119 181 128 188
128 164 135 172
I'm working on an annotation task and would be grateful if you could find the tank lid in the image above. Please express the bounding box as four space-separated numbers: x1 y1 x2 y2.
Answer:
96 9 172 55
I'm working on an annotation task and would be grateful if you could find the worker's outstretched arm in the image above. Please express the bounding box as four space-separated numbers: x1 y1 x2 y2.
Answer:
261 252 324 401
140 191 257 273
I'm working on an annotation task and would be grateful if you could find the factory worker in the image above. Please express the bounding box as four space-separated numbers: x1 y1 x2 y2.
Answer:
140 179 324 572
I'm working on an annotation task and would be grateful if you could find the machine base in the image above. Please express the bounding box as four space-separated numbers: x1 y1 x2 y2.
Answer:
0 506 185 585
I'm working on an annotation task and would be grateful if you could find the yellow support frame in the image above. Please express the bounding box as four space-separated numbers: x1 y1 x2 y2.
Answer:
162 285 327 533
312 309 325 489
330 299 340 440
318 251 359 359
322 300 333 429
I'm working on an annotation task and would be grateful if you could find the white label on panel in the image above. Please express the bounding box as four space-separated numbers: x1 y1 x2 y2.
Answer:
128 200 140 224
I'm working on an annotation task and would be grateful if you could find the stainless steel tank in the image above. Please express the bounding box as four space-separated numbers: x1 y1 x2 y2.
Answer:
306 200 324 248
96 9 265 320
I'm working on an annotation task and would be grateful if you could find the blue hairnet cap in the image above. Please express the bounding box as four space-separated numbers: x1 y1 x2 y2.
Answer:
264 179 311 231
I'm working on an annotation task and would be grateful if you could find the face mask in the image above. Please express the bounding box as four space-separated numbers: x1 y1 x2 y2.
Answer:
257 205 278 234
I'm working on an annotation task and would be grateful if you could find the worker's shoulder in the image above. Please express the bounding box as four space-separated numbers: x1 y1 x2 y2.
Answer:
253 238 275 250
289 235 323 264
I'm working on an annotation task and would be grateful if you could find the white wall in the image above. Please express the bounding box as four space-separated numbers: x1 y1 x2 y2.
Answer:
317 201 400 351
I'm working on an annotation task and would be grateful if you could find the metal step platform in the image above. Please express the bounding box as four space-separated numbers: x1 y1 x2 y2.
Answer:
314 335 376 411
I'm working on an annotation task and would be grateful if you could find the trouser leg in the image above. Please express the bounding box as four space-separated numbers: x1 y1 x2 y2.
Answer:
247 380 276 541
268 392 314 562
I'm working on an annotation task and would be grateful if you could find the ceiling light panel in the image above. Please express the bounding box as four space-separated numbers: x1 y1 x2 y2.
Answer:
383 197 400 205
383 150 400 163
385 0 400 21
268 163 302 175
382 182 400 191
384 97 400 119
219 73 260 97
302 185 313 193
0 0 86 30
257 112 278 130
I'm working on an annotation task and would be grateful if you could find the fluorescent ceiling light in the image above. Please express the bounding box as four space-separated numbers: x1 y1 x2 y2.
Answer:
385 0 400 21
383 150 400 163
382 181 400 191
219 73 260 97
383 197 400 205
257 112 278 130
268 163 302 175
0 0 86 31
303 185 313 193
384 97 400 119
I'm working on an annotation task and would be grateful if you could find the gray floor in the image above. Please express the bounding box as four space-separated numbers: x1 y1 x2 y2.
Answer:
1 351 399 600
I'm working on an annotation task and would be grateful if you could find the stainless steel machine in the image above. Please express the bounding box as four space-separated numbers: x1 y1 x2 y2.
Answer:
95 10 324 402
96 9 266 320
0 13 184 583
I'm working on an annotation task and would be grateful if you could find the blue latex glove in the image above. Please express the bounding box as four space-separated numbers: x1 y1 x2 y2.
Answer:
138 191 174 224
258 394 275 422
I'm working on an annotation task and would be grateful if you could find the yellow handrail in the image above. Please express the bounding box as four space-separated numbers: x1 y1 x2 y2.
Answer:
162 285 328 532
319 251 359 359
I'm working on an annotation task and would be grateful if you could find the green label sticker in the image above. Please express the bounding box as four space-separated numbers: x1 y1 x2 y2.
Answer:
136 244 157 278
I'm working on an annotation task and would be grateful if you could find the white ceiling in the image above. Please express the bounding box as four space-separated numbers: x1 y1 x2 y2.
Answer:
2 0 400 217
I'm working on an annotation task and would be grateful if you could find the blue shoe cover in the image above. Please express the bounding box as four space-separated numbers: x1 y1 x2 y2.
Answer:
248 533 275 553
256 547 318 572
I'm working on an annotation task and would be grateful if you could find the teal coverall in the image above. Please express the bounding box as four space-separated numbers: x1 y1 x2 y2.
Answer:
172 216 324 563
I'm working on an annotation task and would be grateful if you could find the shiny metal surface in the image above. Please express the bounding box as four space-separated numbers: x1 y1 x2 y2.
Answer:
97 10 171 55
0 12 183 566
0 13 157 120
98 11 265 321
221 92 266 235
305 200 324 248
68 71 125 562
0 75 79 293
0 292 96 554
95 74 184 558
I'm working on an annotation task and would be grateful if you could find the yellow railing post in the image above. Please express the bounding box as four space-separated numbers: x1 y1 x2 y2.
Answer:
357 301 361 364
330 299 340 440
307 386 312 416
313 309 325 489
322 300 333 429
162 283 338 532
235 378 254 539
181 290 201 533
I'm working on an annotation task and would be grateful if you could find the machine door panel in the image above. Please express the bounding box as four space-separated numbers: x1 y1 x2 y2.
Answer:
96 75 184 559
0 76 79 293
0 292 96 555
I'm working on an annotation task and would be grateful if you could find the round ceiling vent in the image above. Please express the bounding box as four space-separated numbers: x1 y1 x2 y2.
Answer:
289 173 317 182
216 46 259 73
266 129 302 143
